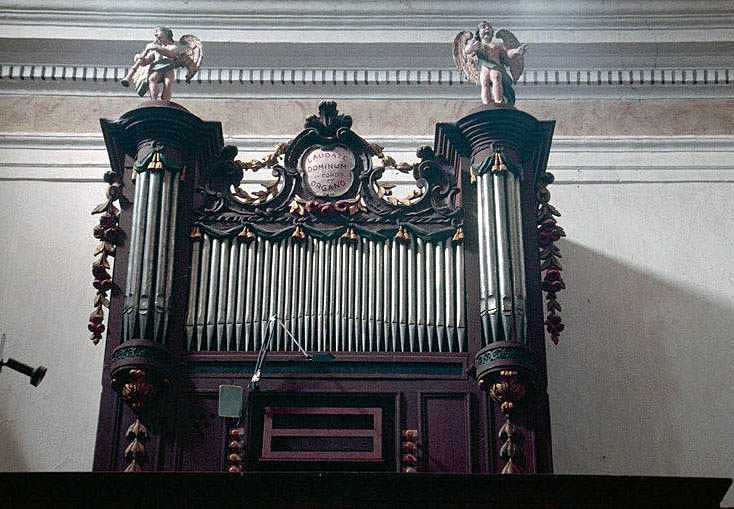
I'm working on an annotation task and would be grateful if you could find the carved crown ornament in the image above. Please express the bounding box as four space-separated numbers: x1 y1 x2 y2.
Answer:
194 102 463 241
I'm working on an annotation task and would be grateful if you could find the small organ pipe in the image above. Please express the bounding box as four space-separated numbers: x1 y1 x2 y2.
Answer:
416 238 426 352
235 238 247 350
225 239 238 349
185 234 201 349
445 239 456 352
206 237 220 350
435 241 446 351
184 230 467 354
244 240 257 350
195 235 211 350
216 238 230 349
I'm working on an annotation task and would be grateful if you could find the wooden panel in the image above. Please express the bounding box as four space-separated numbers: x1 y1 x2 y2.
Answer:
261 407 382 461
421 393 471 473
173 393 225 472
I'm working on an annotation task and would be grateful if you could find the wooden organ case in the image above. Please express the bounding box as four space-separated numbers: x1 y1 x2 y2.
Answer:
93 101 556 475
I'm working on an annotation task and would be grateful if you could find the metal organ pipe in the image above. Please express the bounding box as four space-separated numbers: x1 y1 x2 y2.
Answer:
124 168 180 345
186 230 467 353
475 165 528 345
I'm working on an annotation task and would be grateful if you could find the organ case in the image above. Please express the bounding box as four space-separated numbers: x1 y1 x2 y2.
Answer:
93 101 555 475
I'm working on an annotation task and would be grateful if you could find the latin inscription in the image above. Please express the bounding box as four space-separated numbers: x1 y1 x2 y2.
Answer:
303 146 355 197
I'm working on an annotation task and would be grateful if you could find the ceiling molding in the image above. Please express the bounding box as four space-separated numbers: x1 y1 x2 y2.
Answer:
3 132 734 184
1 64 731 100
2 1 734 43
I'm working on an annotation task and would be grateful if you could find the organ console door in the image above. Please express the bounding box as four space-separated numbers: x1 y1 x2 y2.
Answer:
93 100 557 475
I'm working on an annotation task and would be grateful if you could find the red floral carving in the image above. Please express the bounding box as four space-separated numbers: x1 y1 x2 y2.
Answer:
88 171 123 344
536 172 566 344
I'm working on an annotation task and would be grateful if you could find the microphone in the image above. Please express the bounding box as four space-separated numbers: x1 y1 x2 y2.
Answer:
0 334 47 387
221 314 335 421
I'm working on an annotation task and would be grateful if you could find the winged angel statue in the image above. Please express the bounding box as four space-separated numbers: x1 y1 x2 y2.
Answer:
121 26 203 101
453 21 527 105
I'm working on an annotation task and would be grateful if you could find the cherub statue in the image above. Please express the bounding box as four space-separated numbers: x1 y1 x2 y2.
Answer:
120 26 203 101
453 21 527 105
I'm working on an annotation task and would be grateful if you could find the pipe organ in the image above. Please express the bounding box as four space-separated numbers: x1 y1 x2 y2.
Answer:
94 101 556 476
186 232 466 353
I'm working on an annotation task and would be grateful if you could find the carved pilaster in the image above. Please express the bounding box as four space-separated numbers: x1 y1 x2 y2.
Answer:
96 102 223 472
441 104 555 473
485 370 527 474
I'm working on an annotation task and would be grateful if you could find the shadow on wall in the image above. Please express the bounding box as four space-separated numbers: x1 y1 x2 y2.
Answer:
547 239 734 484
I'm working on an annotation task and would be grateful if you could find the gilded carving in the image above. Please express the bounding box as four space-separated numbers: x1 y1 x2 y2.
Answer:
486 369 527 474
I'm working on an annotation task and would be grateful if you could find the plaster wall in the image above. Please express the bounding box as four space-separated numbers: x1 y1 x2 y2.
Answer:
0 96 732 505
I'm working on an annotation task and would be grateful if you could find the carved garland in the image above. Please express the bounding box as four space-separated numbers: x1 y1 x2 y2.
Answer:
88 171 124 344
232 140 291 205
229 137 425 213
536 171 566 344
488 370 527 474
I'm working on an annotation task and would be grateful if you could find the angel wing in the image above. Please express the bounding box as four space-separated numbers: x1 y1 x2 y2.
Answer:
175 34 203 83
453 30 480 85
495 28 525 83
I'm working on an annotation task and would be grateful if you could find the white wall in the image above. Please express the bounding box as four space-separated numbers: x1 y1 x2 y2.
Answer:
0 1 732 505
547 180 734 484
0 180 106 471
1 137 732 507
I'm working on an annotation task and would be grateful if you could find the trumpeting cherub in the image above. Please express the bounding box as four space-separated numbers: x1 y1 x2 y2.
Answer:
453 21 527 105
121 26 203 101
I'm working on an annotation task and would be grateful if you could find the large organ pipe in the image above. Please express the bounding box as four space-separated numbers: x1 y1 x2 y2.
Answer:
161 175 179 343
152 171 171 342
505 172 525 342
123 171 146 340
511 173 527 343
123 166 182 345
480 173 500 343
493 173 513 340
138 171 161 339
474 161 529 345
